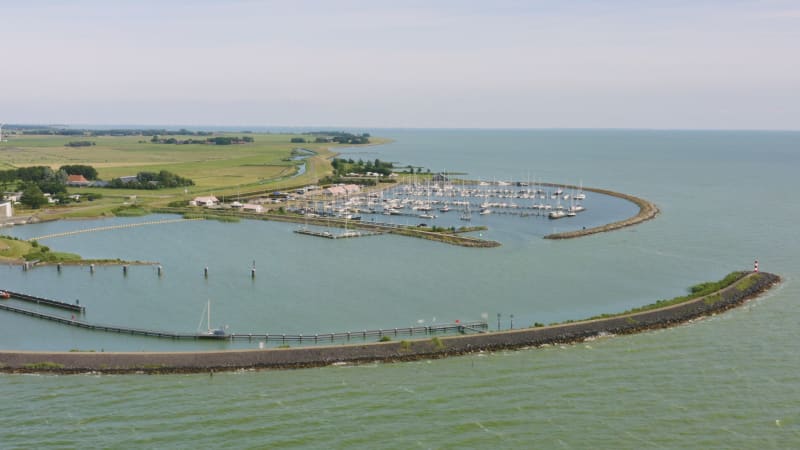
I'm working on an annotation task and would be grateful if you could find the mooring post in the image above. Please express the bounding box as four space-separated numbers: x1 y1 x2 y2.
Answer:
123 265 128 276
157 265 163 277
57 263 62 273
90 263 95 274
204 266 208 278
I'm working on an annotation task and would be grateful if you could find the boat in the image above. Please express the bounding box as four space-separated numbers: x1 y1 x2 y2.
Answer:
548 210 567 219
439 203 450 213
0 291 9 299
479 208 492 215
197 299 227 338
460 203 472 221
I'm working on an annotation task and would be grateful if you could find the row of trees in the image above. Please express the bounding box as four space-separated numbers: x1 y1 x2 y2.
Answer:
108 171 194 190
150 135 254 145
15 127 216 137
302 131 371 145
65 141 95 147
331 158 394 176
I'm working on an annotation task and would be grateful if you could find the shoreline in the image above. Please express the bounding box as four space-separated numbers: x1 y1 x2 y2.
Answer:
0 271 779 374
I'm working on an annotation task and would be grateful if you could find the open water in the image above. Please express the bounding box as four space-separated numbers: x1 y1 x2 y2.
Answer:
2 129 799 448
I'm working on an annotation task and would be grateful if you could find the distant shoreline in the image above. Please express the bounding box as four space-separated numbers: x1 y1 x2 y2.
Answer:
0 272 778 374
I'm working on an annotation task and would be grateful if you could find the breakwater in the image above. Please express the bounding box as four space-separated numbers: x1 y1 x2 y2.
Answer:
153 207 502 248
544 185 658 239
0 272 779 374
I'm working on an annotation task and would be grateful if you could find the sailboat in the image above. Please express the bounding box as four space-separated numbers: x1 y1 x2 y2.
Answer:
460 202 472 221
197 299 228 338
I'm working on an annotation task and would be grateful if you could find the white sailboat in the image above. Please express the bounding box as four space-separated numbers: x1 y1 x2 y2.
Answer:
460 203 472 221
198 299 227 338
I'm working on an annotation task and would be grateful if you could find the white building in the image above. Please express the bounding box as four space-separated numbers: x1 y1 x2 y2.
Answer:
242 203 263 213
190 196 219 207
0 201 12 218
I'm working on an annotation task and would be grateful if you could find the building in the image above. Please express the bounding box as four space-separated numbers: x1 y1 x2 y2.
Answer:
118 175 138 184
190 196 219 207
3 192 23 203
0 201 12 218
66 174 92 187
242 203 263 213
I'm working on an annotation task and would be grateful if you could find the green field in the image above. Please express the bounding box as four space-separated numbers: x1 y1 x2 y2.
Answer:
0 133 389 217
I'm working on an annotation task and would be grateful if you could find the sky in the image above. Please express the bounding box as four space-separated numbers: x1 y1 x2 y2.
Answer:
1 0 799 129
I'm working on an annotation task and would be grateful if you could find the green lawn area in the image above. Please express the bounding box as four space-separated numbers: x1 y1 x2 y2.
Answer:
0 133 391 213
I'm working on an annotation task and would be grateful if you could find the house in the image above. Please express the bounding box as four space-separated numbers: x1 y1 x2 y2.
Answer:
190 196 219 207
324 185 347 196
343 184 361 194
3 192 23 203
118 175 138 184
66 174 91 187
242 203 263 213
0 201 12 218
432 173 449 182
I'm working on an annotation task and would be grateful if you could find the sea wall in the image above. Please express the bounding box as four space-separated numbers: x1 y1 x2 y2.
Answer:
544 185 659 239
0 272 779 374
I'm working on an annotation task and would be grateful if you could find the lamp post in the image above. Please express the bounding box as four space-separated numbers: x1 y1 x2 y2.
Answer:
510 314 514 329
497 313 501 330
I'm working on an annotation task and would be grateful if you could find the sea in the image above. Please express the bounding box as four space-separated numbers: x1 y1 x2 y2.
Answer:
2 129 799 448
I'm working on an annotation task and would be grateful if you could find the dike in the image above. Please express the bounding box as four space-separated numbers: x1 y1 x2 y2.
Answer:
0 272 779 374
544 185 659 239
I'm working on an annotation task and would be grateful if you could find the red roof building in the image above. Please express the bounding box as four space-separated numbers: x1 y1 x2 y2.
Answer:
66 174 91 186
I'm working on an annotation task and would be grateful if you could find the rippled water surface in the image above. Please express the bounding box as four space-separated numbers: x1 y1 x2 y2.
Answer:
2 129 800 448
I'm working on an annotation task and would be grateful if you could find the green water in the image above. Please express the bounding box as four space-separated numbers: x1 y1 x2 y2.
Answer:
2 129 799 448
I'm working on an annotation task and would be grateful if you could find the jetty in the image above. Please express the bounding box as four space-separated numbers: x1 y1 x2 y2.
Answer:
0 297 486 342
27 217 203 242
0 272 779 374
1 289 84 313
293 228 384 240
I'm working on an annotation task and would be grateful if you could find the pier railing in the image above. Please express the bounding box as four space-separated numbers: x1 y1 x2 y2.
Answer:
0 297 487 343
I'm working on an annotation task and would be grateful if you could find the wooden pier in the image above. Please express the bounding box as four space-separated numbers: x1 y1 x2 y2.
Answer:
294 228 383 240
2 289 85 313
0 298 487 342
28 218 203 242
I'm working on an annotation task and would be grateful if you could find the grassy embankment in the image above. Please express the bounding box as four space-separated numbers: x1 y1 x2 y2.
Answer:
0 235 80 263
576 271 752 323
0 133 391 219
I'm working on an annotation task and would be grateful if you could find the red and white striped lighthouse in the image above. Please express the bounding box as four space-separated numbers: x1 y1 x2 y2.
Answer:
754 259 759 273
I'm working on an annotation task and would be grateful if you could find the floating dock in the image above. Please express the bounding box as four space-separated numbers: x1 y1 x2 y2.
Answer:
1 289 85 313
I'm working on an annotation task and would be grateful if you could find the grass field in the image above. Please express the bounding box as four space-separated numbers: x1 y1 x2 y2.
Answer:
0 133 389 216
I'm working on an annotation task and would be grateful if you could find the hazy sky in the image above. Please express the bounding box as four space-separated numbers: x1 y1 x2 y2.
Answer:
2 0 799 129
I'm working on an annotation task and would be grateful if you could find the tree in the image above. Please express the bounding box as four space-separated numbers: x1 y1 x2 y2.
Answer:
20 184 47 209
59 165 98 180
